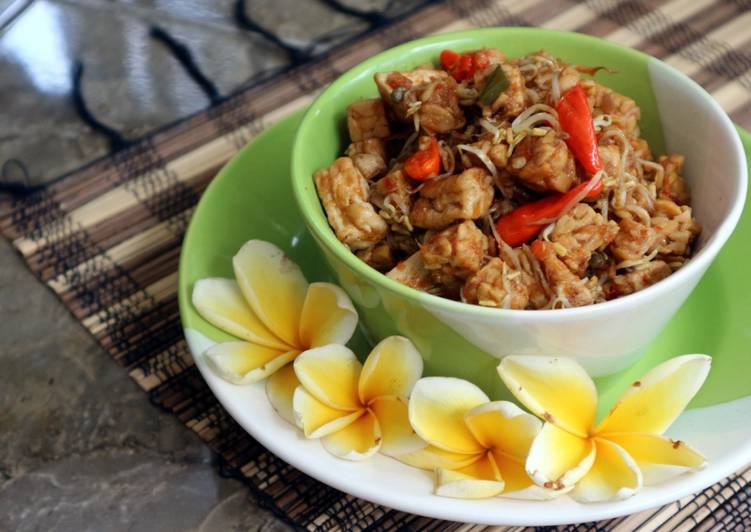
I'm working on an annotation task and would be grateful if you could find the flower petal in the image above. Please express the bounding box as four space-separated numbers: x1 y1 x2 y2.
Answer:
605 433 706 485
489 451 567 500
359 336 424 404
192 278 289 350
409 377 488 455
395 446 480 471
299 282 358 348
321 409 382 460
368 396 426 457
292 386 363 438
596 355 711 435
435 453 505 499
294 344 362 411
265 363 300 425
465 401 541 461
525 422 596 491
233 240 308 347
498 356 597 438
489 451 534 494
204 342 298 384
571 438 642 503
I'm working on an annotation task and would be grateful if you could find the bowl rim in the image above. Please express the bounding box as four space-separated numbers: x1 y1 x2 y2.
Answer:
291 27 748 321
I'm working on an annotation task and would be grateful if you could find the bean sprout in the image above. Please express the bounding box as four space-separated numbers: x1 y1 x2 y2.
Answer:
457 144 498 179
512 104 558 131
551 70 561 104
478 118 503 144
639 158 665 192
615 248 659 271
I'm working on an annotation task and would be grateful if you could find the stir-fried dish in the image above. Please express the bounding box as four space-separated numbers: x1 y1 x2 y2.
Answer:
314 49 700 309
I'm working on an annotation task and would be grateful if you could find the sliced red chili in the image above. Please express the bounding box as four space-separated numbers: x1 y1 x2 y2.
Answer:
440 49 461 70
404 138 441 181
556 84 603 177
439 49 490 82
495 178 600 246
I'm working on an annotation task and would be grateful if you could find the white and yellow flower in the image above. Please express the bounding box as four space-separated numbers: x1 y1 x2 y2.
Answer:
498 355 710 503
266 336 426 460
403 377 550 499
192 240 358 383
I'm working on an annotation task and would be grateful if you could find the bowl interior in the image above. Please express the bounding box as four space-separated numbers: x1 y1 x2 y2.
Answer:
291 27 746 315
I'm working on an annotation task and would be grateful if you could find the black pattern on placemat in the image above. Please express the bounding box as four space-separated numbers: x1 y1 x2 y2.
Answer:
23 207 178 375
451 0 531 28
111 139 168 186
5 189 65 241
449 0 494 18
715 481 750 530
209 96 265 150
110 306 186 368
114 139 202 232
372 17 424 51
38 220 113 283
686 472 751 531
599 0 651 27
285 57 343 96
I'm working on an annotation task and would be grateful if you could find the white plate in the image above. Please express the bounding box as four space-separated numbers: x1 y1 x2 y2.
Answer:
185 328 751 526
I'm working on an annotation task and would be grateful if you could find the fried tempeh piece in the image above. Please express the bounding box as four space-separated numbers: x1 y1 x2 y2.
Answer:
508 129 576 194
347 98 391 142
314 157 388 251
532 241 595 308
346 138 388 180
549 204 619 276
410 168 494 230
421 221 488 295
604 260 672 299
652 198 701 259
386 251 436 292
463 257 529 309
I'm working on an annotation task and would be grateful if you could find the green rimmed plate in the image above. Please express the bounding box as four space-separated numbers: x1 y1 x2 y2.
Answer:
178 107 751 525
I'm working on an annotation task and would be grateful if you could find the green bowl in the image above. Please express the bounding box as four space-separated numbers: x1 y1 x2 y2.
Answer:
290 28 747 399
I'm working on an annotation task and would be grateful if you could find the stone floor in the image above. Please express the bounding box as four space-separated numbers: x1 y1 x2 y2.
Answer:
0 0 418 184
0 235 294 531
0 1 422 530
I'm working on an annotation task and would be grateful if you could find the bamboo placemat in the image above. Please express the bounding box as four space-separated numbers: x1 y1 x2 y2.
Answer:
2 0 751 529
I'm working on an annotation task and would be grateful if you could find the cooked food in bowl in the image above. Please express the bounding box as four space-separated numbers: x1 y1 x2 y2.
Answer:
313 48 700 310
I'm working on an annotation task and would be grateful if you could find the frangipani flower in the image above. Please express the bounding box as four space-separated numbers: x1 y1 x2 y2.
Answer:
268 336 425 460
192 240 358 383
498 355 710 503
405 377 550 499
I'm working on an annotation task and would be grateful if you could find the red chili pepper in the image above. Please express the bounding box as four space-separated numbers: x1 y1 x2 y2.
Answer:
439 49 487 81
440 50 461 70
530 239 547 261
556 84 603 178
495 178 600 246
404 138 441 181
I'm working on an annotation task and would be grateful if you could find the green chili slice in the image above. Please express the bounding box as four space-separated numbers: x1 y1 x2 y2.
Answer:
478 65 509 106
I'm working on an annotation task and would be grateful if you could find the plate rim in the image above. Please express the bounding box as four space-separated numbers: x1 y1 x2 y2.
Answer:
178 113 751 526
